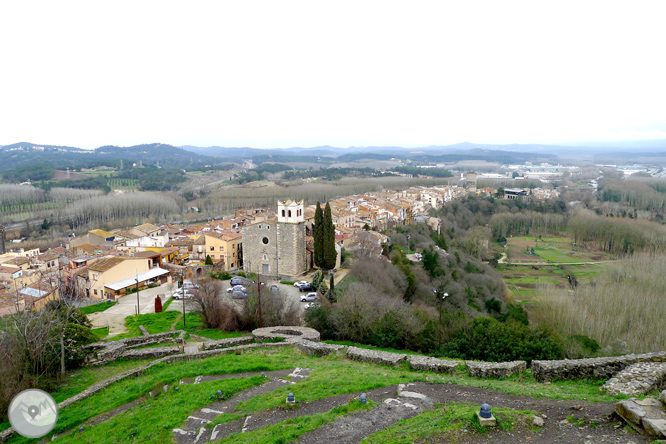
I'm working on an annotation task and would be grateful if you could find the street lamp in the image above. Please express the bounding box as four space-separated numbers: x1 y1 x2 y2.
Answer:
433 287 448 349
135 270 140 315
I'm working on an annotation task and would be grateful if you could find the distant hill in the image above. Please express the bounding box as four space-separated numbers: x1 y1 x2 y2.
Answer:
0 142 218 174
180 143 559 164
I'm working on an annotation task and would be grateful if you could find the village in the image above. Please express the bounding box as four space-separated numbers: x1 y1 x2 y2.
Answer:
0 177 559 315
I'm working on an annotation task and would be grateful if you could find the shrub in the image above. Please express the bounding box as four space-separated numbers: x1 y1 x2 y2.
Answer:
311 270 324 288
211 270 232 280
442 317 563 363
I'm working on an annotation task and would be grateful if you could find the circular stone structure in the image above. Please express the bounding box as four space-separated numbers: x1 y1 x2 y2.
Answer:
252 326 320 342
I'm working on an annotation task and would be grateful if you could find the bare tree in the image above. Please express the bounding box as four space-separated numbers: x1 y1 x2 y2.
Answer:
189 278 239 330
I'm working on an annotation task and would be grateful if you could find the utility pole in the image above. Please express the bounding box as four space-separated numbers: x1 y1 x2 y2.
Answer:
257 273 262 328
433 286 448 349
181 272 186 327
136 270 140 314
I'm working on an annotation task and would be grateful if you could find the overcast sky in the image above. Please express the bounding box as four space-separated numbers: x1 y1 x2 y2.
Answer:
1 1 665 149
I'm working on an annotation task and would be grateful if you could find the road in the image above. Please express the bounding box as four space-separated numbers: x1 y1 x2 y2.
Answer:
88 284 176 335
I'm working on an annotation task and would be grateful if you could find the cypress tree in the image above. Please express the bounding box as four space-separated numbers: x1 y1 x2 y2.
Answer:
322 202 337 269
314 202 324 268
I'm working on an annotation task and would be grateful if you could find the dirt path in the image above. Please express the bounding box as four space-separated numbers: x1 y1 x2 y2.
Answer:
296 382 651 444
170 312 183 331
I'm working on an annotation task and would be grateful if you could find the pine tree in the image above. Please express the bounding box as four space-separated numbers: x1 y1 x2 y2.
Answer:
314 202 324 268
322 202 337 270
205 255 213 265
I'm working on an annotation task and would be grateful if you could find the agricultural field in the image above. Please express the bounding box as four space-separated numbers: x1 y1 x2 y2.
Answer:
500 236 615 305
107 178 138 189
505 235 614 264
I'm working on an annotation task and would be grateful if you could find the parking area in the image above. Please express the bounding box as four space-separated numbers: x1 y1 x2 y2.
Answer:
218 279 312 312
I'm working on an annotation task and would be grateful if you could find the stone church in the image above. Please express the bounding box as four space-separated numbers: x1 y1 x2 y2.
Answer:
242 199 307 278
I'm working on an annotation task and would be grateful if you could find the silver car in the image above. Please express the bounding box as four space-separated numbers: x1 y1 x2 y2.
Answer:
300 292 318 302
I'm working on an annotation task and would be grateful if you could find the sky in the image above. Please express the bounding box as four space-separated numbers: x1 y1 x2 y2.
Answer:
1 1 665 150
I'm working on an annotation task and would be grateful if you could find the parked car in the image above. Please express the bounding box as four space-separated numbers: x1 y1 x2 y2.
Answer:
231 289 248 299
227 285 247 294
269 284 279 294
300 292 318 302
183 280 200 289
231 277 251 287
173 289 193 300
293 281 309 288
299 285 315 292
304 302 320 310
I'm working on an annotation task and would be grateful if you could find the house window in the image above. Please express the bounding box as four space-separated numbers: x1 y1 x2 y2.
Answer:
94 289 98 295
262 254 268 260
219 246 224 251
288 210 292 217
281 210 285 217
210 246 214 251
262 237 269 245
93 274 99 281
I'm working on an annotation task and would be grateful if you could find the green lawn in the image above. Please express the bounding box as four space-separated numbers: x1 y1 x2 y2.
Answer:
91 327 109 339
110 311 181 340
57 377 264 444
79 301 116 315
174 312 249 340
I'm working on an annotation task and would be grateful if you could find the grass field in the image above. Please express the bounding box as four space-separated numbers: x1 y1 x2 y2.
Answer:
0 344 628 443
79 301 116 314
174 312 249 340
500 235 613 306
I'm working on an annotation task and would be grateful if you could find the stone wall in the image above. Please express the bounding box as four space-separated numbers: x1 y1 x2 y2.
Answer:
83 331 185 366
532 352 666 382
409 356 460 373
294 339 346 357
276 222 307 277
346 346 407 366
241 222 278 276
202 336 253 350
466 360 526 378
252 326 320 342
121 346 181 360
602 362 666 396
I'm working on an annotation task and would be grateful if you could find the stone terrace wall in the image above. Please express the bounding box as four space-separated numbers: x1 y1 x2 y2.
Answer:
466 360 526 379
346 346 407 366
202 336 253 350
83 331 186 366
532 352 666 382
602 362 666 396
121 346 181 360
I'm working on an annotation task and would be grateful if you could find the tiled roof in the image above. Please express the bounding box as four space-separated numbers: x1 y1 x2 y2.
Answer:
89 229 115 239
88 257 125 273
134 223 160 234
6 257 29 266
